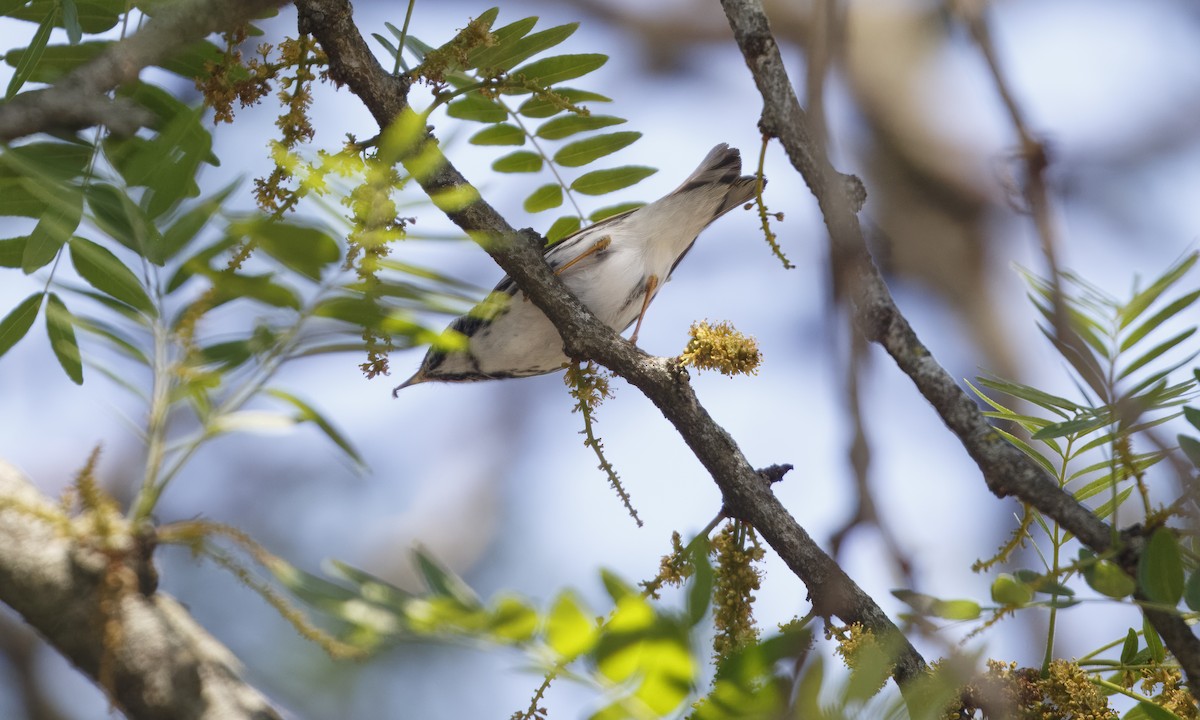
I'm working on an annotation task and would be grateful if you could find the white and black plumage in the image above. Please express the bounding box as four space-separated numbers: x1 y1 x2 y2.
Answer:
397 143 758 389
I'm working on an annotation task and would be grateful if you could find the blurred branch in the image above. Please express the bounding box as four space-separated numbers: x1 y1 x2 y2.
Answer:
719 0 1200 690
0 0 289 143
0 460 283 720
294 0 929 690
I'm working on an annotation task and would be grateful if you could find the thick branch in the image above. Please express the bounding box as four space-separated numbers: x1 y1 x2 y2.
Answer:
718 0 1200 686
0 460 282 720
294 0 928 688
0 0 289 143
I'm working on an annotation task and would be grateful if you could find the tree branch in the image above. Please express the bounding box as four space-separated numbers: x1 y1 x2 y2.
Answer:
717 0 1200 687
0 0 289 143
0 460 282 720
294 0 929 689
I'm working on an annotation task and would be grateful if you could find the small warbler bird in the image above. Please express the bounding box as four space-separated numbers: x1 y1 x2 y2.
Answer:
397 143 758 390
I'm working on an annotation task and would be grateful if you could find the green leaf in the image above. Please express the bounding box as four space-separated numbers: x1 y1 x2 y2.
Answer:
1185 406 1200 432
6 5 55 99
990 574 1033 606
510 53 607 88
3 40 109 84
69 237 155 314
0 293 43 360
445 94 507 123
1130 702 1184 720
589 202 642 223
159 181 237 263
44 293 82 383
1180 434 1200 468
686 539 713 626
518 88 610 118
204 272 301 310
523 183 562 212
1031 415 1108 440
463 16 537 69
546 591 598 659
1139 527 1184 605
474 22 578 72
571 166 656 195
491 150 542 173
3 0 121 33
1120 627 1138 664
1117 327 1196 380
1143 616 1165 663
1120 288 1200 352
1119 251 1198 329
0 141 92 182
0 236 27 267
554 131 641 167
413 549 480 608
23 189 81 273
933 599 981 620
536 113 624 140
1082 558 1135 599
468 123 525 146
545 215 580 243
60 0 81 44
1184 570 1200 612
86 182 163 261
266 388 365 467
247 220 341 281
487 597 538 642
976 376 1079 416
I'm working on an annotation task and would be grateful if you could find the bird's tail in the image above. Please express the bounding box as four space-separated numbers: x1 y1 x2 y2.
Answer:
671 143 760 217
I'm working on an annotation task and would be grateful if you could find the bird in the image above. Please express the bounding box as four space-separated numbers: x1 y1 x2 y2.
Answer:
396 143 758 391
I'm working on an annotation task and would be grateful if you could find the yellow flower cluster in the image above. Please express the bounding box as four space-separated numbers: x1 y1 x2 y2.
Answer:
679 321 761 377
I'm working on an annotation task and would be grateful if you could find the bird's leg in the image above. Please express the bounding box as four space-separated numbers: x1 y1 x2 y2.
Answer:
629 274 659 344
554 236 611 275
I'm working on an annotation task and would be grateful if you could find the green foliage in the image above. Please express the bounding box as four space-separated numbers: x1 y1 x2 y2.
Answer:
375 7 656 242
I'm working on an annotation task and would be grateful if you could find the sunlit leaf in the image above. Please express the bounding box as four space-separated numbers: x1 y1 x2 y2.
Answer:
545 215 580 243
546 591 598 659
0 293 43 360
571 166 655 195
413 549 481 608
991 574 1033 606
44 293 82 384
491 150 542 173
523 183 562 213
208 410 298 435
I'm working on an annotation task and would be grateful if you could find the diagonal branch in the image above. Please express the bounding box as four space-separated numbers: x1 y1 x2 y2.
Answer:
294 0 929 690
717 0 1200 689
0 460 282 720
0 0 289 143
